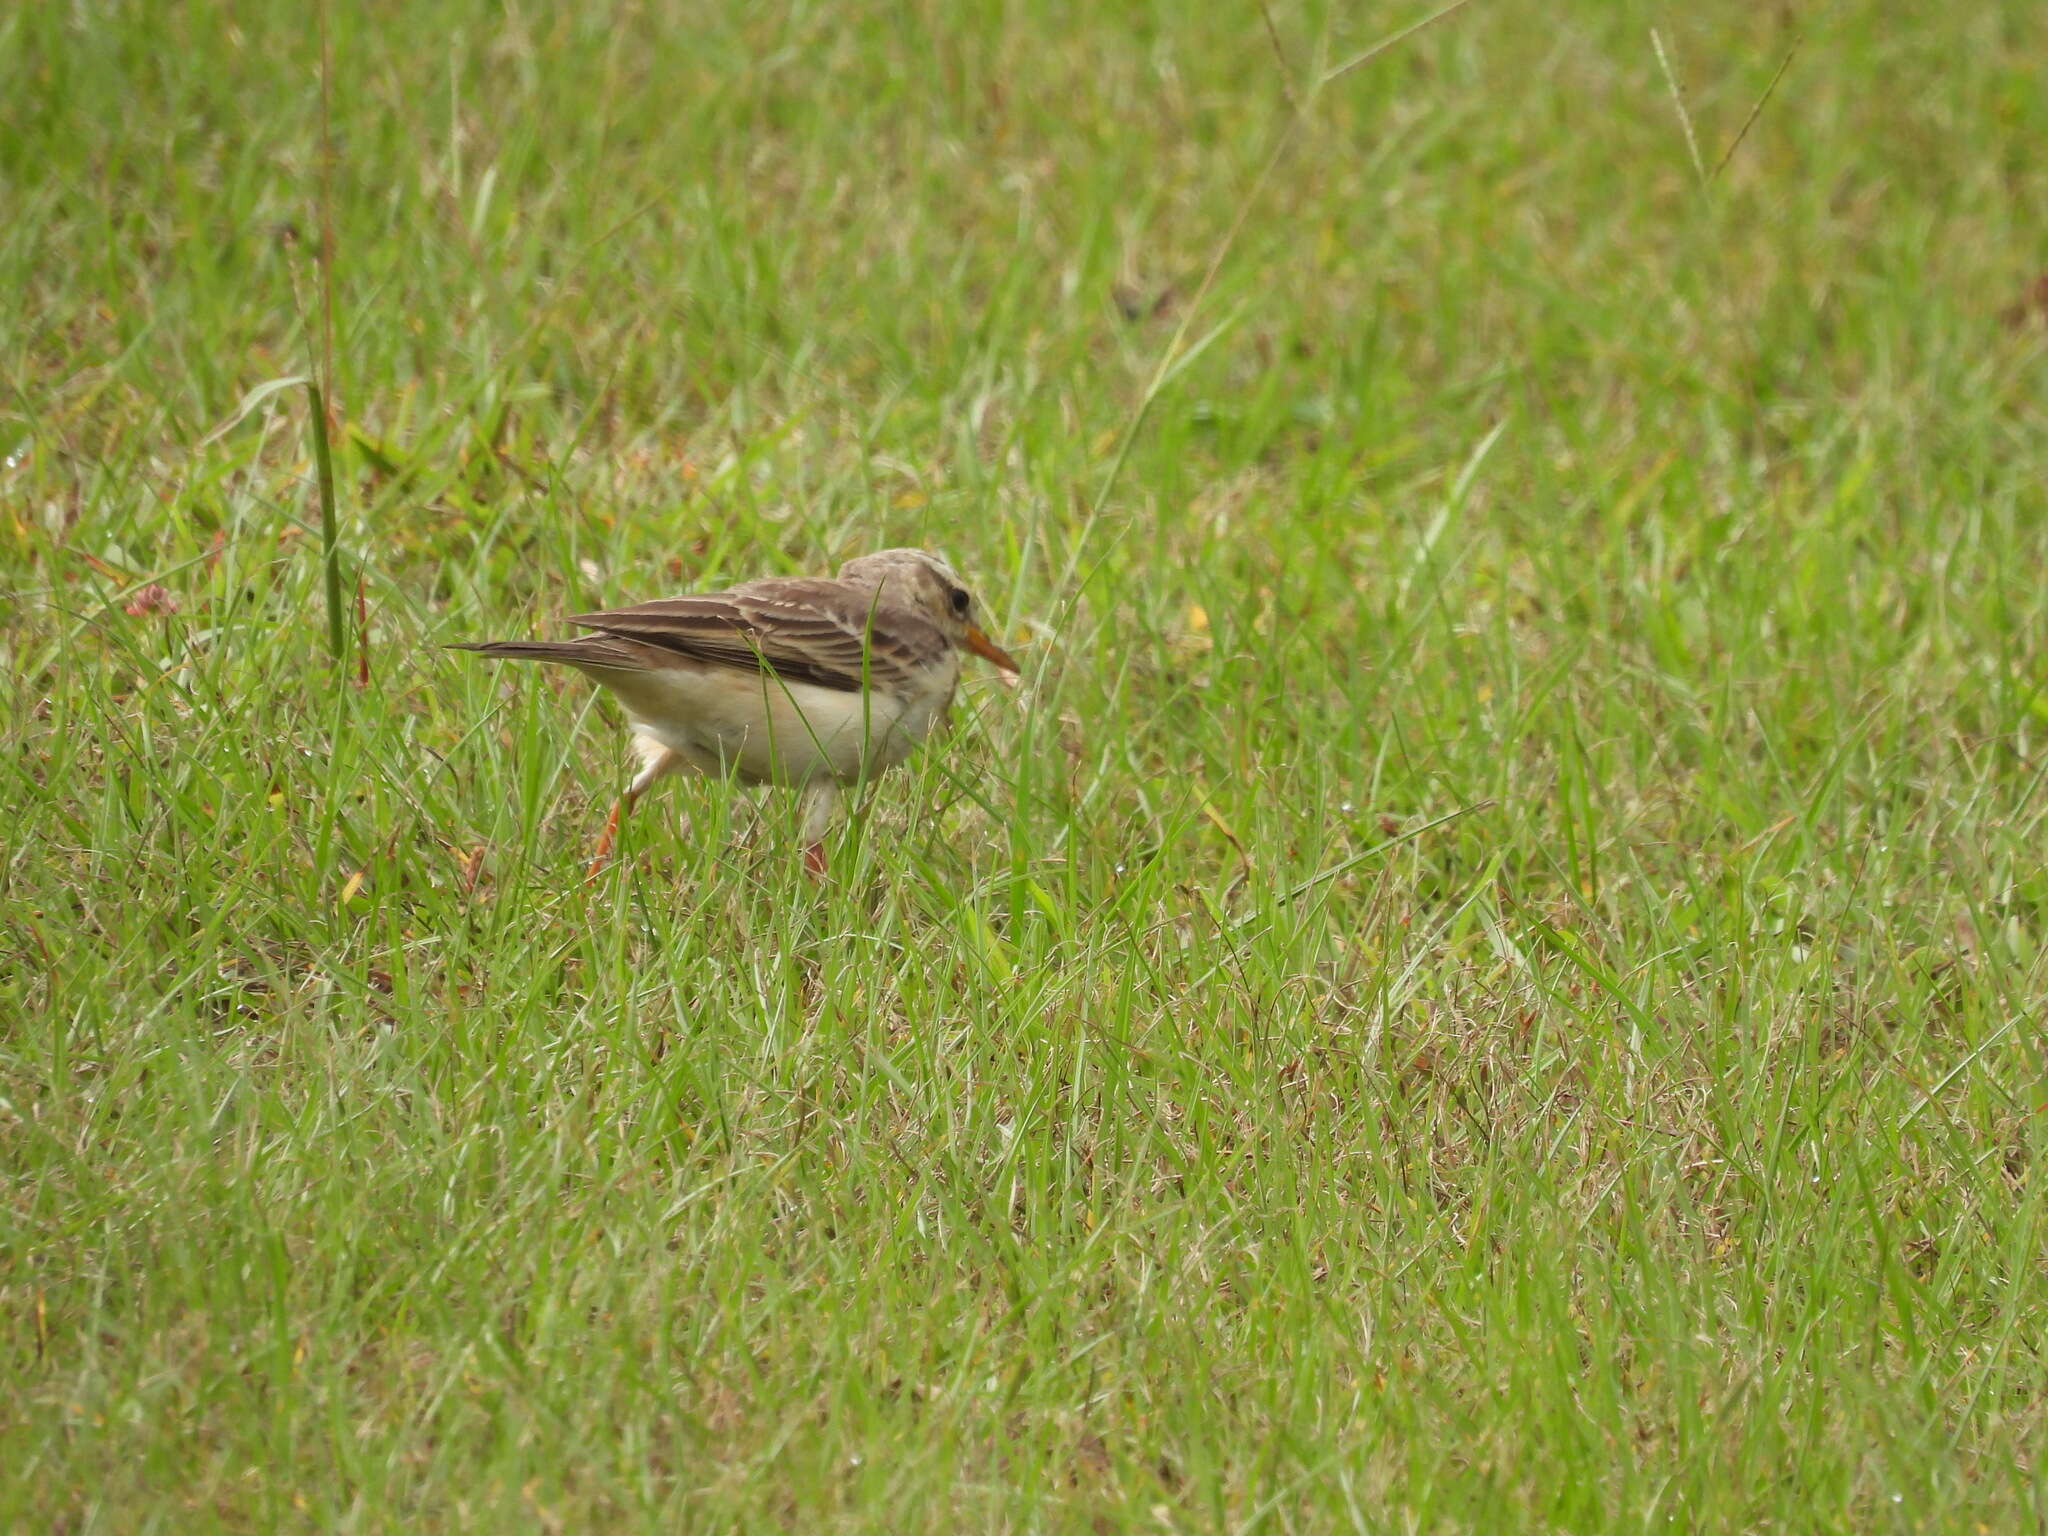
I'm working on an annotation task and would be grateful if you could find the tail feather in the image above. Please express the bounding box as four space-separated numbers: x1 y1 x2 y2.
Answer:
447 636 649 669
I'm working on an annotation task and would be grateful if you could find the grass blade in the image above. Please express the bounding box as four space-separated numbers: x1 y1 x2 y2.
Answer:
307 381 344 663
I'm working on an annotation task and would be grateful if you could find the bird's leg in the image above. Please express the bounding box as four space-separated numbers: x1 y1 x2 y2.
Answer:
587 742 682 877
797 781 841 879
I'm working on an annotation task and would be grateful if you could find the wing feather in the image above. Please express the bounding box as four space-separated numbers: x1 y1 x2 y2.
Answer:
566 578 942 695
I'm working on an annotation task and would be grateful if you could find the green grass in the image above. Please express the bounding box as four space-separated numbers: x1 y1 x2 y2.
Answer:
6 0 2048 1529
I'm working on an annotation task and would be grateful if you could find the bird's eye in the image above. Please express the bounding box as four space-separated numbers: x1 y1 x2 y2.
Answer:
950 587 971 616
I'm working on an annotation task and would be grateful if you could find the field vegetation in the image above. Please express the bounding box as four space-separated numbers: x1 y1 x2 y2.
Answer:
5 1 2047 1528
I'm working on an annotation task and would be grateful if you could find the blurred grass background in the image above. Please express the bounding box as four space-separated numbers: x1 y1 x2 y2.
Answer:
5 1 2048 1529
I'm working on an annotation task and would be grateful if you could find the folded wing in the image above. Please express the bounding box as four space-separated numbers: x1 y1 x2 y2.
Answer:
567 579 942 696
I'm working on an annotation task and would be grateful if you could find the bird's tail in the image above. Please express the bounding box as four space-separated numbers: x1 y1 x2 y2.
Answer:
446 637 647 669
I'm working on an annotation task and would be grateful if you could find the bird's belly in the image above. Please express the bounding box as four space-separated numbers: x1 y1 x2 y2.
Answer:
602 664 929 785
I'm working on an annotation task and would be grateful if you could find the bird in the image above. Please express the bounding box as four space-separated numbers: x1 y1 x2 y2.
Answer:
451 548 1020 875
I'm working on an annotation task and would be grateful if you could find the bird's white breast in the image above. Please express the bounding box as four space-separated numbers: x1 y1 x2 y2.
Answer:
590 656 959 787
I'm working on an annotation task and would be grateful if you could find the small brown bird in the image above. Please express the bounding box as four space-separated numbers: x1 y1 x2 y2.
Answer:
452 548 1020 873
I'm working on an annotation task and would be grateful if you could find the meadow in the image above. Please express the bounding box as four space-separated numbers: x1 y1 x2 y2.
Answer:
5 1 2048 1529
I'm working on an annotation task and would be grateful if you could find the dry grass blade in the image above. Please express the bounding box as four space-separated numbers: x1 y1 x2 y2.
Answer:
1712 35 1803 181
308 380 343 661
1323 0 1479 84
1650 28 1708 190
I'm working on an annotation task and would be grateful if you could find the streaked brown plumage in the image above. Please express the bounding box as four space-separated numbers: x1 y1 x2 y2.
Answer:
452 548 1019 872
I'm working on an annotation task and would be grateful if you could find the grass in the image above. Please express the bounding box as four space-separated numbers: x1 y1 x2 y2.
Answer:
6 0 2048 1528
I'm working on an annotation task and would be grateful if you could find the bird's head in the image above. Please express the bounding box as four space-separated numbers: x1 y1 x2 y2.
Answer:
837 548 1019 673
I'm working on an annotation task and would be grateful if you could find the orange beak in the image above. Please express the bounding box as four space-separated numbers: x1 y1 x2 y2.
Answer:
964 623 1021 674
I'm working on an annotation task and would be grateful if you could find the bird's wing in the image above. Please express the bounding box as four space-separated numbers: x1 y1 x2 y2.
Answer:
567 578 945 695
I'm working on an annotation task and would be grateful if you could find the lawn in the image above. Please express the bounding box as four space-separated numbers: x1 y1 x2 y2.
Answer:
6 0 2048 1529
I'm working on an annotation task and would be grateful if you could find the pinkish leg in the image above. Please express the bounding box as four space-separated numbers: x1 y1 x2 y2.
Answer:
797 782 841 879
586 799 626 878
587 743 682 877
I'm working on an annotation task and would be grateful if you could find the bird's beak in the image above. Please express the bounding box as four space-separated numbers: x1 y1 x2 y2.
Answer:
964 624 1021 674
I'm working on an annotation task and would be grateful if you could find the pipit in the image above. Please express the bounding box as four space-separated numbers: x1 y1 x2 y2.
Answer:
452 548 1020 874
